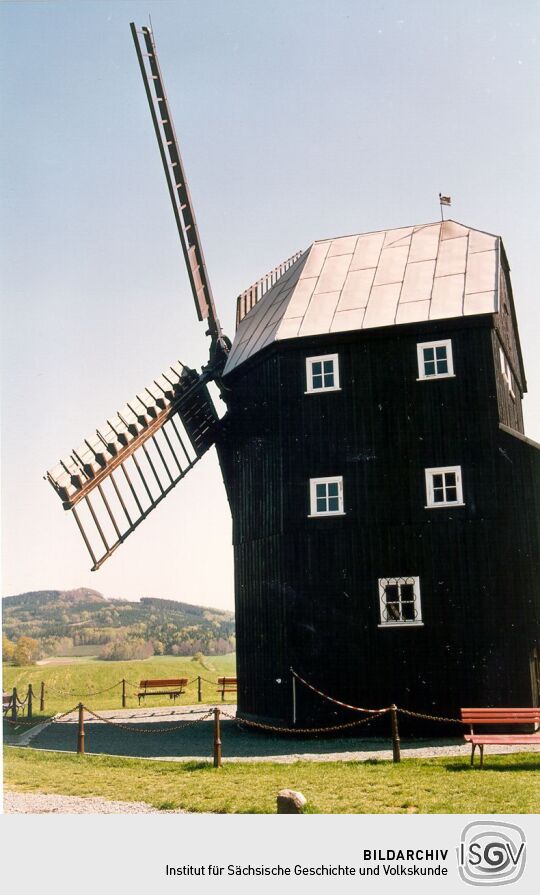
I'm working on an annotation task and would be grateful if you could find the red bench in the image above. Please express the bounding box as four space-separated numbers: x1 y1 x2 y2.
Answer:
217 677 237 701
461 708 540 767
137 678 188 705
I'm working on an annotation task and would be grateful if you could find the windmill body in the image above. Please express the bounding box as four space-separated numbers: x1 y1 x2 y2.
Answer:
219 224 540 726
47 27 540 729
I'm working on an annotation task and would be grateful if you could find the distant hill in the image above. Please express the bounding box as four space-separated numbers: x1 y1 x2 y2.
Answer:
2 588 235 658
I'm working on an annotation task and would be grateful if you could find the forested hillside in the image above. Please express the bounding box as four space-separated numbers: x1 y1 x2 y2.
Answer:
2 588 235 660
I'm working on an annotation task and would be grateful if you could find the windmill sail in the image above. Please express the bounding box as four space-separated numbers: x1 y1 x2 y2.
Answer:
130 22 224 345
47 363 218 570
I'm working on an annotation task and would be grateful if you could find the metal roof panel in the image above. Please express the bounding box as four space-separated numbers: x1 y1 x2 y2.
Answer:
223 220 502 375
400 259 436 303
435 236 468 277
408 224 440 262
363 283 402 328
429 274 465 319
314 253 352 294
299 291 341 336
349 232 385 270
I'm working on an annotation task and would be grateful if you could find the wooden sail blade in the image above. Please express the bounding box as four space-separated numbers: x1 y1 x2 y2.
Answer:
130 22 224 342
46 364 219 570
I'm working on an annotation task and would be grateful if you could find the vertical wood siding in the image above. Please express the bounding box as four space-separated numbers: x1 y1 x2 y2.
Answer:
218 316 540 728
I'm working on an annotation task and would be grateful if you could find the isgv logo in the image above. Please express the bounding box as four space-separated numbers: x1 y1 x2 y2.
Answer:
458 822 526 886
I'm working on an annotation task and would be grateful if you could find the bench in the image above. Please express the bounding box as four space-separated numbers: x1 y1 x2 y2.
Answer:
461 708 540 767
217 677 237 701
3 692 13 714
137 679 188 705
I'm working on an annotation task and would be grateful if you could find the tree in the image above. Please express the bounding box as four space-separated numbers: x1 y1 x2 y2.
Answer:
13 636 40 666
2 633 15 663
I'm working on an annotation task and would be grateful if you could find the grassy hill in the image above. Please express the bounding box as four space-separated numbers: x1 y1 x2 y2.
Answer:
3 653 237 714
2 588 235 658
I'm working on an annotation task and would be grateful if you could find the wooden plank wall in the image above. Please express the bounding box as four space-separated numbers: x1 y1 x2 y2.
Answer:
218 316 540 727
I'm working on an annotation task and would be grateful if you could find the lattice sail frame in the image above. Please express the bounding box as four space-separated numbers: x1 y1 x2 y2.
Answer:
47 362 218 570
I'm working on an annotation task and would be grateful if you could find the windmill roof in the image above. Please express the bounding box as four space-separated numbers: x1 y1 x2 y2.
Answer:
224 220 501 374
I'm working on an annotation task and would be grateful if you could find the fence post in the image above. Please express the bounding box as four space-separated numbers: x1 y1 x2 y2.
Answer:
197 676 202 703
213 707 222 768
122 679 126 709
390 705 401 763
28 684 33 720
11 687 17 722
40 681 45 712
77 703 85 755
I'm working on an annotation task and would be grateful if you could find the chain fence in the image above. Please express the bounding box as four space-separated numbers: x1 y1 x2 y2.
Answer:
3 674 238 723
397 707 463 724
3 704 80 728
221 708 390 735
4 669 469 769
84 706 214 734
43 680 126 698
291 668 386 714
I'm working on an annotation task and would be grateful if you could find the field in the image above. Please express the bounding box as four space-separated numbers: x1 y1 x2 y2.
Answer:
4 654 539 814
4 747 539 814
2 654 237 717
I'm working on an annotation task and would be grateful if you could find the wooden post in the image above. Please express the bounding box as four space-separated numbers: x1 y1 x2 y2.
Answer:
390 705 401 763
77 703 85 755
11 687 17 722
40 681 45 712
27 684 33 720
213 706 222 768
122 679 126 708
197 676 202 702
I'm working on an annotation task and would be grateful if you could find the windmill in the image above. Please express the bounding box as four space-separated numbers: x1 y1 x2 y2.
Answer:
47 24 540 727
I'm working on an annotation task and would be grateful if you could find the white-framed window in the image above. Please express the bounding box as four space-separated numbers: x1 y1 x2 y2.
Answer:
416 339 454 380
425 466 464 508
499 346 516 401
305 354 340 393
309 476 344 517
378 577 423 627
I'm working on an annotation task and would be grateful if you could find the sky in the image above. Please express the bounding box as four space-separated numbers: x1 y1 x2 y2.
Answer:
1 0 539 611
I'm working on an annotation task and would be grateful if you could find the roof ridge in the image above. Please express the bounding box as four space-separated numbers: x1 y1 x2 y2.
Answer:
312 219 501 244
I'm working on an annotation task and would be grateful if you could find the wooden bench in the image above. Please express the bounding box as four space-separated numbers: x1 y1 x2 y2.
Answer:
217 677 237 701
137 679 188 705
461 708 540 767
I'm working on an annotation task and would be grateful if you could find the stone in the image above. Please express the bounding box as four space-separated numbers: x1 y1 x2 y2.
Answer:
276 789 307 814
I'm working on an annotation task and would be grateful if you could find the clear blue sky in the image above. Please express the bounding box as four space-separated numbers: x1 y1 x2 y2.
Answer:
1 0 539 609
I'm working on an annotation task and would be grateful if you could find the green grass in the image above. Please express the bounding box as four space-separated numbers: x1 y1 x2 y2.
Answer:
2 654 236 717
3 747 539 814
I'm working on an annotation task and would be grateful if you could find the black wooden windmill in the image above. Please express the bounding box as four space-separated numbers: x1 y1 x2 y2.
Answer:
47 24 540 728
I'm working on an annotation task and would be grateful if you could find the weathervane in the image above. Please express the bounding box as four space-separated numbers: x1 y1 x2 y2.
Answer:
439 192 451 221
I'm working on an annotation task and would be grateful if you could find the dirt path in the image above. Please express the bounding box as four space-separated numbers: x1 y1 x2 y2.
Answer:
3 791 185 814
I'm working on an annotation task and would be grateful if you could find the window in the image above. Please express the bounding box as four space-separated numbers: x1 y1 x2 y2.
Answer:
378 577 422 627
425 466 464 508
309 476 344 517
305 354 340 393
417 339 454 380
499 347 516 401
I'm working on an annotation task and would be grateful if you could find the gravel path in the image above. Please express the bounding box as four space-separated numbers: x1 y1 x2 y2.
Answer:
4 791 185 814
6 704 540 763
